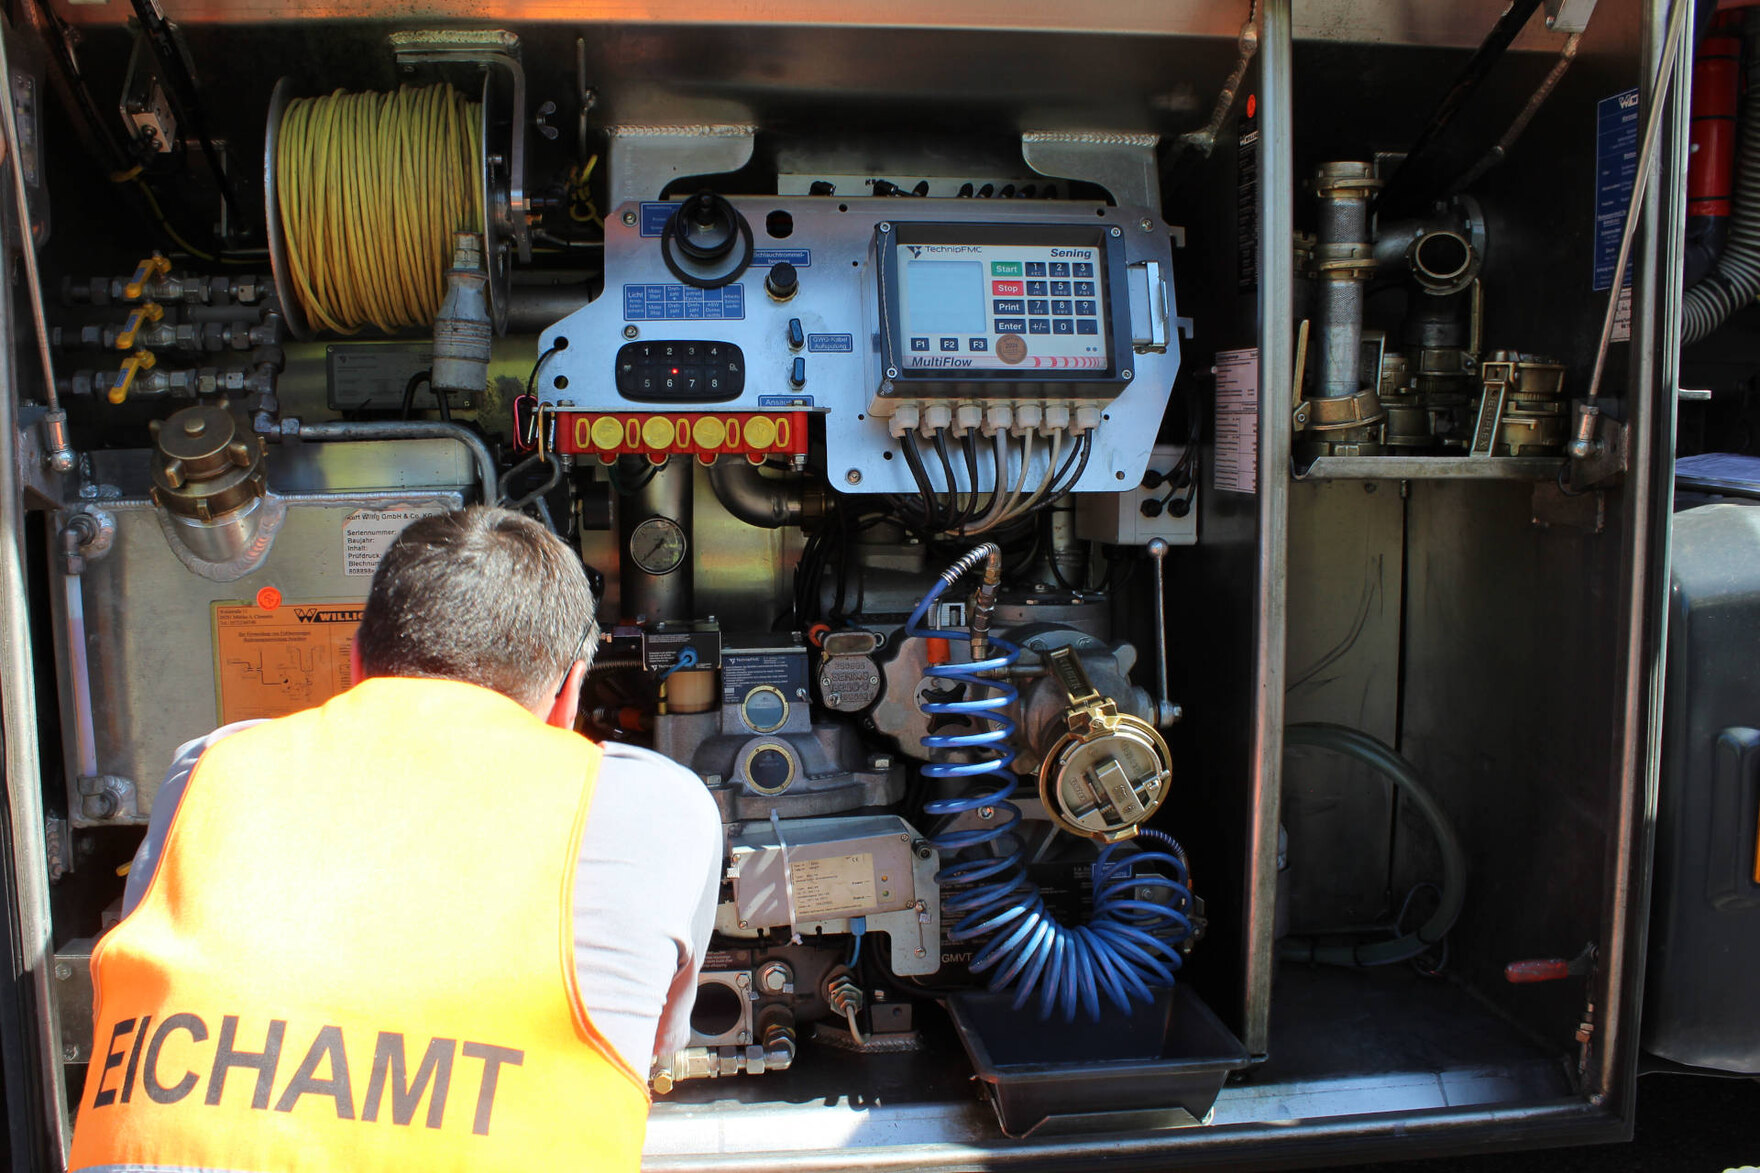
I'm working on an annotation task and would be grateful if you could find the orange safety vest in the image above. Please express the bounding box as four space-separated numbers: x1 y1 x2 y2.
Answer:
70 676 650 1173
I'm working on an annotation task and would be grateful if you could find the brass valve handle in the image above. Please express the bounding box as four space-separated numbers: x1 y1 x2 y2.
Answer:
1046 645 1101 707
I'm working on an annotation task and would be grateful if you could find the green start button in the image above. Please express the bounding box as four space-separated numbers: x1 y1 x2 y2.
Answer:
989 261 1023 276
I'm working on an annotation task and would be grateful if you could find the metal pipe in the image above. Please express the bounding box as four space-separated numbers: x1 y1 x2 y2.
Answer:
0 17 75 473
706 460 822 528
60 534 99 780
295 420 499 505
506 284 594 333
1312 161 1375 398
1244 0 1295 1061
0 147 72 1161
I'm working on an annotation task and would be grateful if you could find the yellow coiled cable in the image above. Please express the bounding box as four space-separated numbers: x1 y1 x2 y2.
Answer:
277 84 483 334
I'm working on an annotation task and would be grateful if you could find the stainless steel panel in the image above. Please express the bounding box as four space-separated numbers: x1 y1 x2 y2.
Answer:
1241 0 1295 1059
1282 480 1403 932
57 442 467 826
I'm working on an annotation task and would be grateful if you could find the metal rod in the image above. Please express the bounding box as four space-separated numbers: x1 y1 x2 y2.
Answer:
295 420 500 506
1594 0 1691 1104
0 18 75 472
62 571 98 780
1583 0 1689 406
1146 538 1177 727
0 141 72 1163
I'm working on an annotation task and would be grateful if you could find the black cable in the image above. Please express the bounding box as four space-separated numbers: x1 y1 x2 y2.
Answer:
527 341 566 398
126 0 248 235
1375 0 1547 219
900 433 942 533
435 390 452 423
931 431 962 529
1047 432 1094 501
959 432 981 529
400 370 433 420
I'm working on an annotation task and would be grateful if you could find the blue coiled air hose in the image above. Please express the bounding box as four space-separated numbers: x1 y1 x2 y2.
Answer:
907 545 1196 1020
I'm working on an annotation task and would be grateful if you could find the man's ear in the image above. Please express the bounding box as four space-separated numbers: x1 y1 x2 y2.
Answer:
545 660 589 730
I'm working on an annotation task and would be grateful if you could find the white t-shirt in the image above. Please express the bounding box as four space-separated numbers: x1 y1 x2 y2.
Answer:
123 721 723 1075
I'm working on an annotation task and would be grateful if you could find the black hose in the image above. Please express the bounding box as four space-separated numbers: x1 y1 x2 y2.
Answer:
1279 723 1467 967
400 370 432 420
1684 11 1760 344
1376 0 1547 219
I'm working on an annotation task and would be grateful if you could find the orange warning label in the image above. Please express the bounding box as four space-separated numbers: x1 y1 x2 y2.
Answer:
212 600 364 724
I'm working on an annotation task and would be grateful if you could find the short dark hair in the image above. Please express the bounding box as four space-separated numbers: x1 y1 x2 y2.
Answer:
354 507 597 707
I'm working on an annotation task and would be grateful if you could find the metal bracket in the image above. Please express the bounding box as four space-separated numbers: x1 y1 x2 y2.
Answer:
1020 130 1161 211
1564 403 1629 491
606 125 758 209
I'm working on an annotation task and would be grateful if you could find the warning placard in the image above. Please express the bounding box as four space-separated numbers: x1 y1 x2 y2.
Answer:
212 600 364 724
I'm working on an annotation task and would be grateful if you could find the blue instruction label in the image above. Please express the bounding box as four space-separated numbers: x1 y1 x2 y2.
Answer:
754 248 812 268
1594 88 1640 292
622 284 746 321
807 333 853 353
759 395 814 409
639 202 677 237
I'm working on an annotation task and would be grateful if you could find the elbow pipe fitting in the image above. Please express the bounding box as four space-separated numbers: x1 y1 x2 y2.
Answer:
706 460 825 528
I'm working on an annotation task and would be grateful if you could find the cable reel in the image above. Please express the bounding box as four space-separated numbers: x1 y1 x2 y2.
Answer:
1037 646 1172 844
264 30 531 338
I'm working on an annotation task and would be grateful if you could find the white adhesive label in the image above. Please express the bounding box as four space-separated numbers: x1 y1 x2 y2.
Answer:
1214 347 1259 494
792 853 877 918
342 506 445 577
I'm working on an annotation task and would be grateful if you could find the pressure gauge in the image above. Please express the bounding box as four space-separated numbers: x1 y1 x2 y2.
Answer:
629 516 687 575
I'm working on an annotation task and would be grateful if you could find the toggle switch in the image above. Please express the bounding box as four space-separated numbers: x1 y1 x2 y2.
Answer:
787 317 805 350
789 357 807 389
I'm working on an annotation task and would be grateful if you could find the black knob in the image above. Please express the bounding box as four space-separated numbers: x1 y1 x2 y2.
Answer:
1169 498 1192 519
1139 498 1165 519
789 357 807 389
766 261 799 301
787 318 805 350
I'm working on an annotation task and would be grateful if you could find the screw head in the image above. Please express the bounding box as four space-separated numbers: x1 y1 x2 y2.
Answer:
885 366 900 380
622 209 637 226
735 972 751 987
845 468 863 485
915 947 927 958
1109 226 1124 237
62 1044 79 1062
1122 369 1134 380
623 325 639 339
1140 218 1154 232
879 222 893 233
54 963 72 981
978 806 994 820
652 1071 674 1094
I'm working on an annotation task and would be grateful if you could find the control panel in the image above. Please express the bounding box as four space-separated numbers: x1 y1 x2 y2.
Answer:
876 224 1125 392
535 197 1181 493
615 340 746 402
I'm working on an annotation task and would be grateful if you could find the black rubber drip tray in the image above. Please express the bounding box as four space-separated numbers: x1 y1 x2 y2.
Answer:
946 984 1250 1138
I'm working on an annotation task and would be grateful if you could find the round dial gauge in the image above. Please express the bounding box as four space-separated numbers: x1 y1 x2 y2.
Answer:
629 516 687 575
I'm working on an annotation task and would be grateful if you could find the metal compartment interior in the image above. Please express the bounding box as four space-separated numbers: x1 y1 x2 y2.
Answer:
0 1 1678 1169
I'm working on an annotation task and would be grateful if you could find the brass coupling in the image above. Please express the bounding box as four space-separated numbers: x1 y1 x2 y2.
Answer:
1294 387 1385 433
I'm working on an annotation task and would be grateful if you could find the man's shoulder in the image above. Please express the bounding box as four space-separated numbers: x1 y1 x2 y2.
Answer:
593 742 720 834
